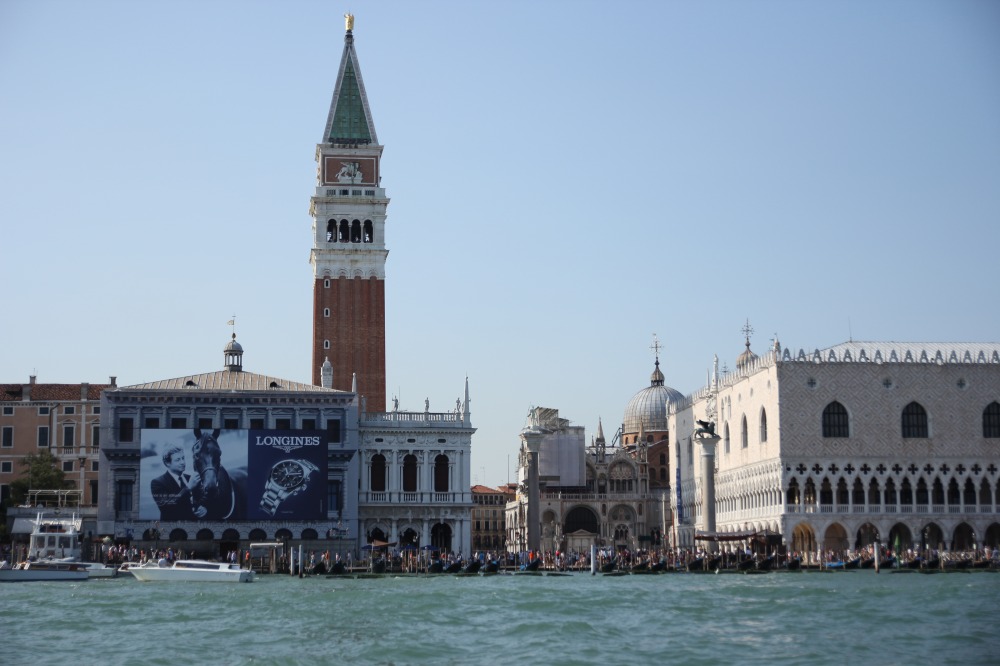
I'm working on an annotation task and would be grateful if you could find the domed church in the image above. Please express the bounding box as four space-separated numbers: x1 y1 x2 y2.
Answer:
621 338 684 491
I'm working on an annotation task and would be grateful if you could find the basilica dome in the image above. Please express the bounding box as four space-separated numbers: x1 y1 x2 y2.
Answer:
622 360 684 434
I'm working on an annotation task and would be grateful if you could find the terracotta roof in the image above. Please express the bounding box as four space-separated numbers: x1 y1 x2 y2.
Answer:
0 383 112 402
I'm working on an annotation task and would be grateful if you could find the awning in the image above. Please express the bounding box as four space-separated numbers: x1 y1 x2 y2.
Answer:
695 529 781 542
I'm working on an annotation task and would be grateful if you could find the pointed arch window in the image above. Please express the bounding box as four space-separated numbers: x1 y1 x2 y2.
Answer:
759 408 768 443
723 423 730 454
983 401 1000 438
901 402 928 438
822 401 849 438
740 415 748 448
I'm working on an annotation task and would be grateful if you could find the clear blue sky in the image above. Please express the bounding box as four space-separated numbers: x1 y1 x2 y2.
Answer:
2 0 998 487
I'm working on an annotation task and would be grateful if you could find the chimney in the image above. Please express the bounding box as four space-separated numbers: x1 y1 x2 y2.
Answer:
23 376 34 402
80 383 90 401
109 376 117 388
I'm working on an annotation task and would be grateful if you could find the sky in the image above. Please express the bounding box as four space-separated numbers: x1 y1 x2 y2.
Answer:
2 0 999 488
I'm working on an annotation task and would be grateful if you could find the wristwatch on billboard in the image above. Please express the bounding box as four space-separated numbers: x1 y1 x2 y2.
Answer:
259 459 320 516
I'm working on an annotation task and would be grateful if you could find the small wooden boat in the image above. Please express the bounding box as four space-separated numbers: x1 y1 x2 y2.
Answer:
520 559 541 572
460 560 482 575
483 560 499 574
844 557 862 570
428 561 444 574
783 557 801 571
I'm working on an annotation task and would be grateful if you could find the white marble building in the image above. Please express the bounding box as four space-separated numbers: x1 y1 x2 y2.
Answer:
668 340 1000 558
357 385 475 555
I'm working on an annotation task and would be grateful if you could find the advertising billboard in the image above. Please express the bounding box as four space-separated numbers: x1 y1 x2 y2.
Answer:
139 429 330 522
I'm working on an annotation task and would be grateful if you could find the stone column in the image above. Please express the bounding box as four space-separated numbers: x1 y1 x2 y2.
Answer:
698 435 720 553
521 427 546 553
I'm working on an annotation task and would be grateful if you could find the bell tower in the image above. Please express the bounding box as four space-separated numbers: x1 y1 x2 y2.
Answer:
310 14 388 412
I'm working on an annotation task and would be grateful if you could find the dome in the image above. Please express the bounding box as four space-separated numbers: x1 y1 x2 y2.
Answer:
224 334 243 354
736 340 758 369
622 359 684 434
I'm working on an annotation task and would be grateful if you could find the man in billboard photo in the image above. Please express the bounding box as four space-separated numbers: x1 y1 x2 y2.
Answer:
150 445 207 521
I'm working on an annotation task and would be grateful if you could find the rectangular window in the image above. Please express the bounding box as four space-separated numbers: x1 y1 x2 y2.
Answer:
38 426 49 447
1 426 12 448
302 419 316 431
250 418 265 429
275 418 292 430
327 419 342 443
62 425 75 448
90 479 99 505
64 406 76 415
223 419 239 430
1 461 12 473
3 406 13 416
92 406 100 415
198 418 213 429
115 480 134 512
92 425 100 448
144 417 160 429
118 418 134 442
91 460 99 472
62 461 74 472
169 417 185 428
39 406 50 416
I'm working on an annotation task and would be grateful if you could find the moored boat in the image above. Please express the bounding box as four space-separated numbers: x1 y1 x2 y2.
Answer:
0 560 89 582
128 559 255 583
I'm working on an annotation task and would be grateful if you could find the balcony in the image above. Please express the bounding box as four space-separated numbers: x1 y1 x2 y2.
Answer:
361 491 466 505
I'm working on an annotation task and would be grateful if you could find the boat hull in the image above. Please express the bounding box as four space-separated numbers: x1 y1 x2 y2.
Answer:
128 560 254 583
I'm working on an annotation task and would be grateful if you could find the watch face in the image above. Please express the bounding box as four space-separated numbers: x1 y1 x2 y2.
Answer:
271 460 308 490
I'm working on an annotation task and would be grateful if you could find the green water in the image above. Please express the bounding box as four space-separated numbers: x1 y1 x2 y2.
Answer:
3 570 997 665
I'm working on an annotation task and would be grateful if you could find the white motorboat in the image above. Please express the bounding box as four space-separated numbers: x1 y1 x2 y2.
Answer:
128 559 255 583
16 510 117 579
0 560 89 582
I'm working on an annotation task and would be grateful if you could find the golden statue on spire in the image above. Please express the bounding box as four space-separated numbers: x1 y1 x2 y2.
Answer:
345 13 354 31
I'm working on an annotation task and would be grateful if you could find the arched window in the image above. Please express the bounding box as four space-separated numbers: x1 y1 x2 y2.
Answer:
884 478 897 504
339 219 349 242
983 402 1000 438
822 401 849 438
902 402 928 438
759 408 768 443
363 220 373 243
370 454 387 492
351 219 361 243
403 454 417 492
852 478 865 505
724 423 730 454
741 415 748 448
659 453 666 465
434 454 449 492
660 467 667 481
326 219 335 242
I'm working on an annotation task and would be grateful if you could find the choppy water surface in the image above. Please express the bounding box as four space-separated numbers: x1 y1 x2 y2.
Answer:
3 570 997 665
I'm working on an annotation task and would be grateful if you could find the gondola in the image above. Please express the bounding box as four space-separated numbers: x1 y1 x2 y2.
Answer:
599 558 617 573
650 559 666 572
737 557 756 571
783 557 802 571
630 560 649 573
756 555 776 572
444 560 463 574
483 560 500 573
328 561 346 575
371 558 387 574
843 557 862 570
428 560 445 574
460 560 482 574
520 558 541 572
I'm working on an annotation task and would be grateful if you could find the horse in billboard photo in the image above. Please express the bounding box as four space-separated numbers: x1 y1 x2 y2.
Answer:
191 428 246 520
